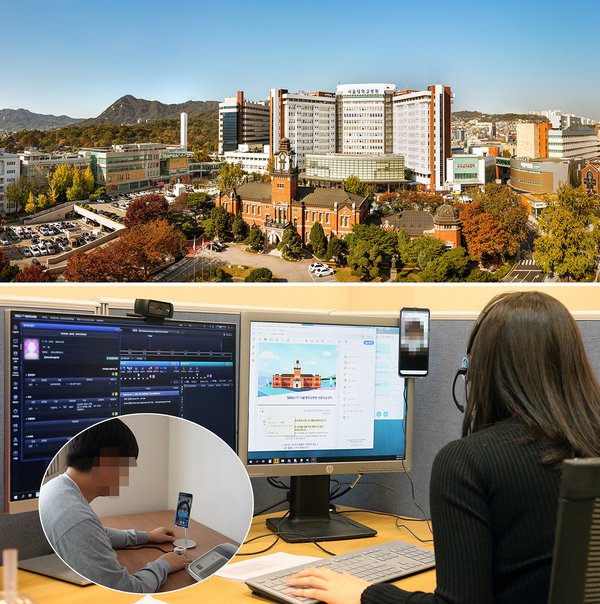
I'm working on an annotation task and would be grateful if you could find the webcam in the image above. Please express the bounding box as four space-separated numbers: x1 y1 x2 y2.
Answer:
133 299 174 321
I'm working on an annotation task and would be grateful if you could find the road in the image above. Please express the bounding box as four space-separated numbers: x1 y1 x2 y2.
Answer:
155 243 336 283
504 258 546 283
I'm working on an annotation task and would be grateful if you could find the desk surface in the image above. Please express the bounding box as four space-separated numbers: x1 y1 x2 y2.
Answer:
10 509 436 603
102 510 240 592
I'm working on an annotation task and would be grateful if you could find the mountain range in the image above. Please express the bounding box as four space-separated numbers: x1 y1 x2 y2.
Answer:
0 95 219 132
0 108 84 132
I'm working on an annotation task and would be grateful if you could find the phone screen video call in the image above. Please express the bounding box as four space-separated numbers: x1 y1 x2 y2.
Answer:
399 308 430 377
174 492 194 529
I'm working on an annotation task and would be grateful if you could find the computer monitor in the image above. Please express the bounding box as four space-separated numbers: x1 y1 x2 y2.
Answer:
5 310 237 513
239 312 413 542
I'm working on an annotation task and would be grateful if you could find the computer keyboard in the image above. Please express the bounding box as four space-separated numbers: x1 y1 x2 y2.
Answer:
245 540 435 604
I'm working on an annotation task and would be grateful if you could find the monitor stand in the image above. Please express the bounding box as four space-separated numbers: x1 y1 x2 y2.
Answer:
266 475 377 543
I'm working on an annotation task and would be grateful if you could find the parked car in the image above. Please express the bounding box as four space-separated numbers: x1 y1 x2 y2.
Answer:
30 246 40 256
0 236 9 245
31 258 41 267
206 241 226 252
313 266 335 277
308 262 328 273
21 247 32 258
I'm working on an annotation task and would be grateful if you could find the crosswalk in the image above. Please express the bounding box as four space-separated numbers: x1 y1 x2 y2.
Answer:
520 258 536 266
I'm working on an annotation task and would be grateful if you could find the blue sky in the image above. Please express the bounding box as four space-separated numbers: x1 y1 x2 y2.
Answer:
3 0 599 119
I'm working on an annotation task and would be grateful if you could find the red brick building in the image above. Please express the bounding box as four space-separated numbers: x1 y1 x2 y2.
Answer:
581 162 600 196
380 204 461 248
217 138 369 244
272 360 321 389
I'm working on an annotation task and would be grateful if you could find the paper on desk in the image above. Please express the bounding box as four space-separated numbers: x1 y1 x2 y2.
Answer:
215 552 321 582
133 596 169 604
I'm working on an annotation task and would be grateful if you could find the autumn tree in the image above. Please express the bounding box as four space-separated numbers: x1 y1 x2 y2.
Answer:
280 227 303 261
121 219 187 279
533 185 600 281
343 175 374 200
217 162 245 192
6 177 34 213
66 168 85 202
82 166 95 195
0 250 19 282
50 164 74 202
460 184 528 263
64 244 145 282
25 191 37 214
14 265 56 282
124 194 169 228
309 222 327 259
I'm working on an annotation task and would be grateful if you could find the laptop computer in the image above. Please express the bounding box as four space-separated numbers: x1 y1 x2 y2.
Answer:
18 553 93 586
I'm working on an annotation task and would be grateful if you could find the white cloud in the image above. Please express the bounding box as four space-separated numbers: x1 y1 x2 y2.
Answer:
259 350 280 360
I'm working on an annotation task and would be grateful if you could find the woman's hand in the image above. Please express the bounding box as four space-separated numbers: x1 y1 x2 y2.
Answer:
288 567 370 604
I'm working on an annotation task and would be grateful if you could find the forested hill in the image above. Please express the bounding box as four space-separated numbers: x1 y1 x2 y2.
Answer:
84 95 219 125
453 110 549 123
0 108 84 132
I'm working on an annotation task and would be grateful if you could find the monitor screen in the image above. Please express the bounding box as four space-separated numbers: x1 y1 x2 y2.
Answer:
6 310 237 511
240 313 412 478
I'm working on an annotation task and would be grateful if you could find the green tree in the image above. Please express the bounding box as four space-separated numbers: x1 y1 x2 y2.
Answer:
533 185 600 281
326 235 345 266
246 226 264 252
309 222 327 259
245 267 274 282
280 227 303 261
6 177 33 213
466 268 498 282
345 224 399 279
209 206 230 239
232 214 249 241
419 247 471 282
203 218 216 240
400 236 446 269
217 162 245 192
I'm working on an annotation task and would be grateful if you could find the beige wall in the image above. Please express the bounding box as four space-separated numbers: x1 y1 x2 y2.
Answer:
2 284 600 317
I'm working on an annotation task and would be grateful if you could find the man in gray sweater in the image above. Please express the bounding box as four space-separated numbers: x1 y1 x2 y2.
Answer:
39 418 190 593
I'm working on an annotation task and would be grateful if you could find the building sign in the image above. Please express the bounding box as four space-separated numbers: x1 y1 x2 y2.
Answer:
337 84 396 96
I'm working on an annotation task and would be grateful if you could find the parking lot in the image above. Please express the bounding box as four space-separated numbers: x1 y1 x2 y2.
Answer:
1 219 107 268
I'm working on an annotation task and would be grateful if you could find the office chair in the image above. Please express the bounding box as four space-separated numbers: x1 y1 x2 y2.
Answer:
548 457 600 604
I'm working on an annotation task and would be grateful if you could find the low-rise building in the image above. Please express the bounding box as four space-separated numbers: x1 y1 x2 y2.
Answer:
223 145 270 174
217 139 369 245
303 153 405 188
445 155 495 191
548 126 600 160
0 149 21 214
81 143 166 193
508 157 583 196
18 148 90 186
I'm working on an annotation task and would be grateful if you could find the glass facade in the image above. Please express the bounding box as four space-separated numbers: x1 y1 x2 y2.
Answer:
304 154 405 183
221 112 239 153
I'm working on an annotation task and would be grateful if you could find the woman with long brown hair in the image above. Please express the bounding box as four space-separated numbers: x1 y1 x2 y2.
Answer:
288 291 600 604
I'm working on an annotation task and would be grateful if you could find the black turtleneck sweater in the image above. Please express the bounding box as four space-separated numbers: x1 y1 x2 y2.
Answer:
362 417 560 604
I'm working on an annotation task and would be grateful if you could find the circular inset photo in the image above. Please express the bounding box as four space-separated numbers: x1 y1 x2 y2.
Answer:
38 414 253 594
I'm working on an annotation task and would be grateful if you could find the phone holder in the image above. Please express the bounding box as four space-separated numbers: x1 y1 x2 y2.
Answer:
173 527 196 549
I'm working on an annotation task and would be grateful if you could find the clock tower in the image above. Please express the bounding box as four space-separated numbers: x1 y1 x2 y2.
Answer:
271 137 298 205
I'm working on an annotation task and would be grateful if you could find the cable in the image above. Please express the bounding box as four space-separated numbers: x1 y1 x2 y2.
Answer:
239 529 337 556
400 458 433 536
254 499 287 517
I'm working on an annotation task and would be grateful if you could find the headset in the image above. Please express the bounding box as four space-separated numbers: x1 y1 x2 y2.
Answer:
452 300 500 413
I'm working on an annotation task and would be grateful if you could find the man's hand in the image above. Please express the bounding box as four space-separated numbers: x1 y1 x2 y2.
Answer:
288 567 370 604
159 551 192 573
147 527 176 543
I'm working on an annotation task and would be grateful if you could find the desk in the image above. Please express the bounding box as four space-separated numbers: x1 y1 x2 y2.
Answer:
101 510 240 592
10 510 436 603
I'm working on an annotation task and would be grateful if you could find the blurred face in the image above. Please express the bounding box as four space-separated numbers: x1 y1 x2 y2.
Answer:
91 449 137 496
